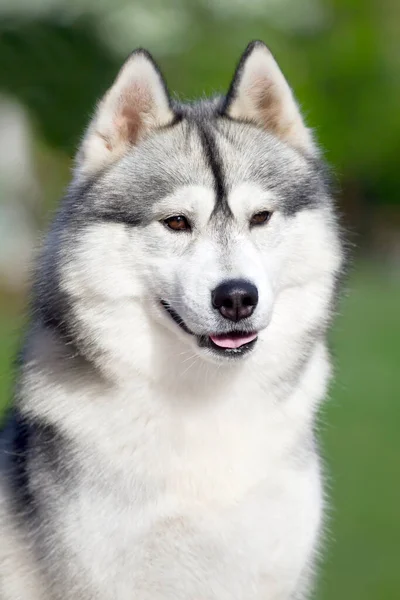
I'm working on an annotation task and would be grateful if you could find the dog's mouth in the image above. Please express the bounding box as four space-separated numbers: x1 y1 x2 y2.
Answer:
198 332 258 356
160 300 258 357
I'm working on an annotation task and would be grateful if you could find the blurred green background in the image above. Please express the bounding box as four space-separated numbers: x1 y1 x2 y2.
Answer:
0 1 399 598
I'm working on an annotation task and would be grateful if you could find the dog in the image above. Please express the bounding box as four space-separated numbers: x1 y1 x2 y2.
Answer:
0 41 343 599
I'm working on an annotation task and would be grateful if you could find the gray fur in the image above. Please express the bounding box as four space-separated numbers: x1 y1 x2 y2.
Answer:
0 42 343 600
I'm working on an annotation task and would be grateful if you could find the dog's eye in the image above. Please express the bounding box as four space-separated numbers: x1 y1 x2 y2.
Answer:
163 215 191 232
250 211 272 227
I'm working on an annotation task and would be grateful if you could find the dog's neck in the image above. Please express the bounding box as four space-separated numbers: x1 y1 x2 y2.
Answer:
22 315 327 414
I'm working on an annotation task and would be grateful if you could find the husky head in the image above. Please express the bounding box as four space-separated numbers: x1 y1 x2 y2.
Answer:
35 42 342 380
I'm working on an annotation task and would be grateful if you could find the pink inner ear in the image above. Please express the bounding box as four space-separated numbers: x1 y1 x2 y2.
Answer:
114 83 154 146
252 77 282 132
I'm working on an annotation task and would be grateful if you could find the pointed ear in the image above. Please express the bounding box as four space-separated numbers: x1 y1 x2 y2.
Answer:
75 49 174 177
222 41 316 154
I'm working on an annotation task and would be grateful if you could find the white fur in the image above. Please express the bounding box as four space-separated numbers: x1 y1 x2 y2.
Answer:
13 333 328 600
5 192 340 599
0 44 343 600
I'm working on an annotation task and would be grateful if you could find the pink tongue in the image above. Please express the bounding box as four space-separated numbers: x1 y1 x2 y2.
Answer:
210 332 258 349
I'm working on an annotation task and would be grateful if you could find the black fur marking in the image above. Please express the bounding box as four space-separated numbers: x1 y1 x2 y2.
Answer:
196 123 232 217
173 102 231 216
160 300 193 335
0 408 17 472
8 410 37 514
96 210 143 227
2 409 74 519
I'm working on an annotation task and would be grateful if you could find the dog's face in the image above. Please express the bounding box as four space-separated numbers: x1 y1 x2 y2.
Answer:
51 43 342 373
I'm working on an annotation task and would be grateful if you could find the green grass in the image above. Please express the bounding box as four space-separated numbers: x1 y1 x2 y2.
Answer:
0 262 399 598
317 263 400 599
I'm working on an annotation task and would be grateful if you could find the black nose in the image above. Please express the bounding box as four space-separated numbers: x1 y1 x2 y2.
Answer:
212 279 258 322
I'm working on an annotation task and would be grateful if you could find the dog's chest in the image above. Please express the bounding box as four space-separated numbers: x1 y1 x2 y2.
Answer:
60 392 322 599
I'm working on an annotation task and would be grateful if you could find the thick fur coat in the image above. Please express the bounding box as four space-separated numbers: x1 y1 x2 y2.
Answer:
0 41 343 599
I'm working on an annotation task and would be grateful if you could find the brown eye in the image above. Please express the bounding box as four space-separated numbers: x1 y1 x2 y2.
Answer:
250 211 272 227
163 215 191 232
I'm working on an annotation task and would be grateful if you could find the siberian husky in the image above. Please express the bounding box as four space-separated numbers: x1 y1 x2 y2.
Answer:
0 41 343 599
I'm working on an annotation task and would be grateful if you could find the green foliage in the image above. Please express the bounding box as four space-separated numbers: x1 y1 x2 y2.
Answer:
0 17 120 154
317 264 400 599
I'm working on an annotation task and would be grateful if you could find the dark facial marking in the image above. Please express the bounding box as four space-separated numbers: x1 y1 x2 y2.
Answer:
195 123 232 218
160 300 193 335
95 209 143 227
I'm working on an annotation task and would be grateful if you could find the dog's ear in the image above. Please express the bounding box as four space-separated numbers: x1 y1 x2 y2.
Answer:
223 41 315 154
75 49 174 177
